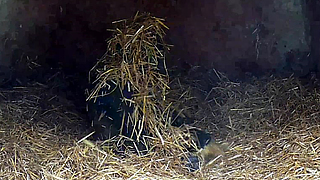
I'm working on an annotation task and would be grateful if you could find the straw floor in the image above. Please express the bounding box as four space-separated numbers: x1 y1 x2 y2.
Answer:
1 73 320 179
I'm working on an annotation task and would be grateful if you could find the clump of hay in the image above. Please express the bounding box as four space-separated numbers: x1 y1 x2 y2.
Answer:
84 12 214 173
86 12 176 148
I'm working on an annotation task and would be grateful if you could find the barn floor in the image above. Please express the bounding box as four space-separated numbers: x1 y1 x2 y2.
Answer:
1 71 320 179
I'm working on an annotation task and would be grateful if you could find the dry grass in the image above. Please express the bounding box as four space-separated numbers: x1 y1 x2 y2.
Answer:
87 12 171 142
1 12 320 180
0 85 198 179
83 13 200 172
191 74 320 179
1 73 320 179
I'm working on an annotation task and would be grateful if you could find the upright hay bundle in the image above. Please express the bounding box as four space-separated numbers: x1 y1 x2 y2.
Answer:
87 12 170 144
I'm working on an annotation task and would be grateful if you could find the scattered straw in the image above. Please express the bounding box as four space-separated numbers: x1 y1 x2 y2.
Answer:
1 10 320 180
1 72 320 179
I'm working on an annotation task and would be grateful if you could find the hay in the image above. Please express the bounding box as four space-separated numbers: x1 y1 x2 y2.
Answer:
1 11 320 180
87 12 171 143
186 73 320 179
0 85 197 179
1 72 320 179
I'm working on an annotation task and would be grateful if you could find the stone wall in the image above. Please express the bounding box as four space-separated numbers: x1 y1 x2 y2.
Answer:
0 0 13 83
166 0 311 79
0 0 314 84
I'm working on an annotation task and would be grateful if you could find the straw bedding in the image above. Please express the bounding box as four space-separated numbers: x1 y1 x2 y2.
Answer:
1 12 320 179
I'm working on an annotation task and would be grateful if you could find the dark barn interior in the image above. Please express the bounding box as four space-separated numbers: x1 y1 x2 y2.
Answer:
1 0 319 111
1 0 320 179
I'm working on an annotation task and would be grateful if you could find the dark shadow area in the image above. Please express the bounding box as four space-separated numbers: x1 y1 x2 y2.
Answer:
0 0 319 140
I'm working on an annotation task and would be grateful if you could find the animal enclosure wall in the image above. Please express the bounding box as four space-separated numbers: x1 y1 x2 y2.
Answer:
0 0 317 86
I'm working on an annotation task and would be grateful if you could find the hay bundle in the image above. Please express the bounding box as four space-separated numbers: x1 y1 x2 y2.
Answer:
87 12 170 142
